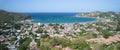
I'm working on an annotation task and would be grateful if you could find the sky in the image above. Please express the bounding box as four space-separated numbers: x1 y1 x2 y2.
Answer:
0 0 120 12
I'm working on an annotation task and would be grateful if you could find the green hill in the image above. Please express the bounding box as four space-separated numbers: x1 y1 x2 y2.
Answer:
0 10 31 25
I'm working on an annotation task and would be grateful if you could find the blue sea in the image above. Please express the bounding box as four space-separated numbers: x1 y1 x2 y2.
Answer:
26 13 97 24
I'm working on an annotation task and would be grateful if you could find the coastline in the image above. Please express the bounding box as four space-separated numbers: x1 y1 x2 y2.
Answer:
75 16 98 19
31 18 99 25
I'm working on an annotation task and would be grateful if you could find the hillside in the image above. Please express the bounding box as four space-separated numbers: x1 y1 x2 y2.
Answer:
76 11 120 31
0 10 31 25
76 11 120 18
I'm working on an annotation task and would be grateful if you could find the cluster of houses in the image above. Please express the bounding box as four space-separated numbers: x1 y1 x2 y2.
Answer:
32 23 88 38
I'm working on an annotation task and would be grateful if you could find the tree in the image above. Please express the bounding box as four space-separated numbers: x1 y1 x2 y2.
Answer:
116 16 120 31
41 34 49 38
18 37 32 50
35 29 43 33
0 44 9 50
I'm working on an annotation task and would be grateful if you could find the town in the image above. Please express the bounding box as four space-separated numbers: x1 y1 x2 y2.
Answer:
0 11 120 50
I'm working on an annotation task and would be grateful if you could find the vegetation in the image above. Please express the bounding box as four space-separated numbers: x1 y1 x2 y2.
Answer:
116 17 120 31
18 37 32 50
39 36 91 50
0 31 9 35
0 10 30 26
88 42 120 50
0 44 8 50
36 29 44 33
35 39 40 47
10 37 17 41
41 34 49 38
